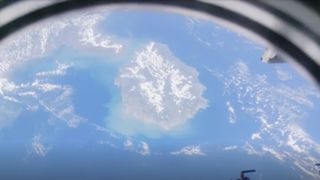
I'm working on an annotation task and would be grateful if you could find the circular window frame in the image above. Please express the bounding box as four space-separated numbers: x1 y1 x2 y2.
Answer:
0 0 320 86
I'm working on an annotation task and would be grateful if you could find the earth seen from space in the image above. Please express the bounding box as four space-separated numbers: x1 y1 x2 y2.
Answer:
0 6 320 180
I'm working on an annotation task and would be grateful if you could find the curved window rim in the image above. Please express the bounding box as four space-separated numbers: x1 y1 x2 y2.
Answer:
0 0 320 87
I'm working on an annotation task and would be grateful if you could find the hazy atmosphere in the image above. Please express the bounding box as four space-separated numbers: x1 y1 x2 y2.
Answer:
0 7 320 180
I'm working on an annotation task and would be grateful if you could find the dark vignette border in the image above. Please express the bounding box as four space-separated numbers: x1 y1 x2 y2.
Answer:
0 0 319 86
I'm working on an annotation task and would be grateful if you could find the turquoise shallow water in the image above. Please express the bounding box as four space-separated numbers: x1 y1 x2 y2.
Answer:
0 8 319 180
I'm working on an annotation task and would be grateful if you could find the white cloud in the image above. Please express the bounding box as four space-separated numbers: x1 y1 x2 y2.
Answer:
261 145 286 161
0 10 122 81
38 87 86 128
72 13 122 54
121 139 151 156
31 80 62 92
293 160 319 179
116 42 208 130
242 142 261 156
0 61 10 75
94 124 120 139
123 139 134 150
36 61 71 77
223 145 238 151
251 132 262 140
242 143 286 161
215 61 320 179
32 135 50 157
0 10 123 130
226 101 236 124
286 123 313 154
138 141 150 156
18 77 85 128
0 78 17 93
275 66 292 81
171 145 205 156
0 70 85 129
